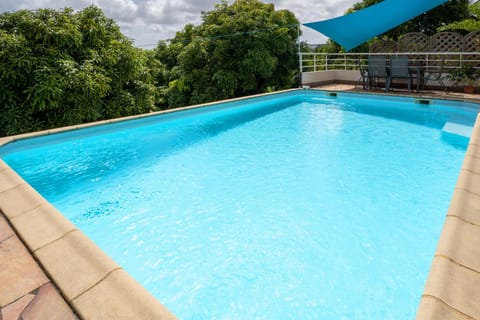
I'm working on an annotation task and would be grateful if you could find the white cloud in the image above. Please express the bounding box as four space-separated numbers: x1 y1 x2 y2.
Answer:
0 0 359 47
140 0 200 24
99 0 138 22
1 0 93 11
274 0 356 22
273 0 358 44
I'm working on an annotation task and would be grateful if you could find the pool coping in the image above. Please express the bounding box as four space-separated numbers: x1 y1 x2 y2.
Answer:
0 88 479 319
0 88 300 149
0 169 177 319
416 113 480 320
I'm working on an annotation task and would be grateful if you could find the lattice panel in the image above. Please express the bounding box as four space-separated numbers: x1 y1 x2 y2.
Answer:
462 31 480 66
369 39 398 53
398 33 430 52
463 31 480 52
429 32 463 52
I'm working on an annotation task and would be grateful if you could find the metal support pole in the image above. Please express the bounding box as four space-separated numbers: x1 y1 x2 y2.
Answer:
297 25 302 86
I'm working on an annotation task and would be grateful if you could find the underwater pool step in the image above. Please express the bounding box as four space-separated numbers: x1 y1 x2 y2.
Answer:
442 122 473 138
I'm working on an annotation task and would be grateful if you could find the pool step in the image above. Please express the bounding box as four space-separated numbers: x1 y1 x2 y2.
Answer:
442 122 473 138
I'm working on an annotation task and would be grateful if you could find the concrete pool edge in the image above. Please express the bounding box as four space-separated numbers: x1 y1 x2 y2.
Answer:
0 88 301 149
0 89 479 319
416 113 480 320
0 160 177 319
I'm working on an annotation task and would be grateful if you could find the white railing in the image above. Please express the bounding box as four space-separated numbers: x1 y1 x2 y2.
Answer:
300 52 480 73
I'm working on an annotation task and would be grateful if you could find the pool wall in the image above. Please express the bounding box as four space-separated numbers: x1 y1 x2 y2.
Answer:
0 89 479 319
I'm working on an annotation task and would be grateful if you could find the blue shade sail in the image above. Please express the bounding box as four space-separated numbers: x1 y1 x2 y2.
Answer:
303 0 448 51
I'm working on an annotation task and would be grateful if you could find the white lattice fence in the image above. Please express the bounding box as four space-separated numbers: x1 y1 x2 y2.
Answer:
398 32 430 52
463 31 480 66
369 39 398 53
463 31 480 52
369 31 480 53
430 32 463 52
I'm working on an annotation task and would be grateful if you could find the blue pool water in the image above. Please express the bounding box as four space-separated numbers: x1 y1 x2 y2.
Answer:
1 91 478 319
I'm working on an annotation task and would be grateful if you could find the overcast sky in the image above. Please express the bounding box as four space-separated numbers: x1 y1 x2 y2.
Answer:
0 0 359 48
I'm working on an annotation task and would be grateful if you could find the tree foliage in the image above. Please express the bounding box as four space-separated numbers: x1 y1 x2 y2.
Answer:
0 6 160 136
438 1 480 33
155 0 299 108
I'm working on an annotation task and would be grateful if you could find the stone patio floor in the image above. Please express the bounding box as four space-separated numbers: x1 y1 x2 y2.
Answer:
0 213 77 319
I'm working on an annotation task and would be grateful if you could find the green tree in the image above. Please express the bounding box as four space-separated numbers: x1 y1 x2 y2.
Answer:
317 40 344 53
155 0 299 108
0 6 158 136
398 0 469 36
438 1 480 33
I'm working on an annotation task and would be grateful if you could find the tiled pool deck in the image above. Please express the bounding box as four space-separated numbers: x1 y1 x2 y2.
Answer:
0 214 77 319
0 87 479 319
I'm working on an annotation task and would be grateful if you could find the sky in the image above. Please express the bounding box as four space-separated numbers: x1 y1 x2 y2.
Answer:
0 0 359 48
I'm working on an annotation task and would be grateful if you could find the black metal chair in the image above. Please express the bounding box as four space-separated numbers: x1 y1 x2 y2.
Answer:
388 55 412 92
356 59 368 90
423 56 448 92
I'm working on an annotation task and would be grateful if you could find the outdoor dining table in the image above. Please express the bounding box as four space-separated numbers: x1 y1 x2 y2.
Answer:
382 65 425 92
407 66 425 92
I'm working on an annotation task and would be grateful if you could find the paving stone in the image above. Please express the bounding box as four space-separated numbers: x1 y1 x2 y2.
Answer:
448 189 480 226
456 170 480 196
462 155 480 175
467 143 480 159
11 203 76 252
0 138 13 148
72 269 176 320
0 214 14 242
416 296 473 320
0 184 46 219
469 119 480 145
34 230 119 301
0 167 25 193
0 236 48 307
22 283 77 320
424 257 480 320
1 294 35 320
436 216 480 272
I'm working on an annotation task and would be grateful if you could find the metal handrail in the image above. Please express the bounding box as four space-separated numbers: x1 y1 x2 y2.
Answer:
299 52 480 73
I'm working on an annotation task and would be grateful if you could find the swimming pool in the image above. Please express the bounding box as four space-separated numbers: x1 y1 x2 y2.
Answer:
1 90 478 319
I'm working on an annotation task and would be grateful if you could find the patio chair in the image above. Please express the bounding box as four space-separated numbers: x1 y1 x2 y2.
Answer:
423 56 448 92
356 58 368 90
388 55 412 92
367 56 389 91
